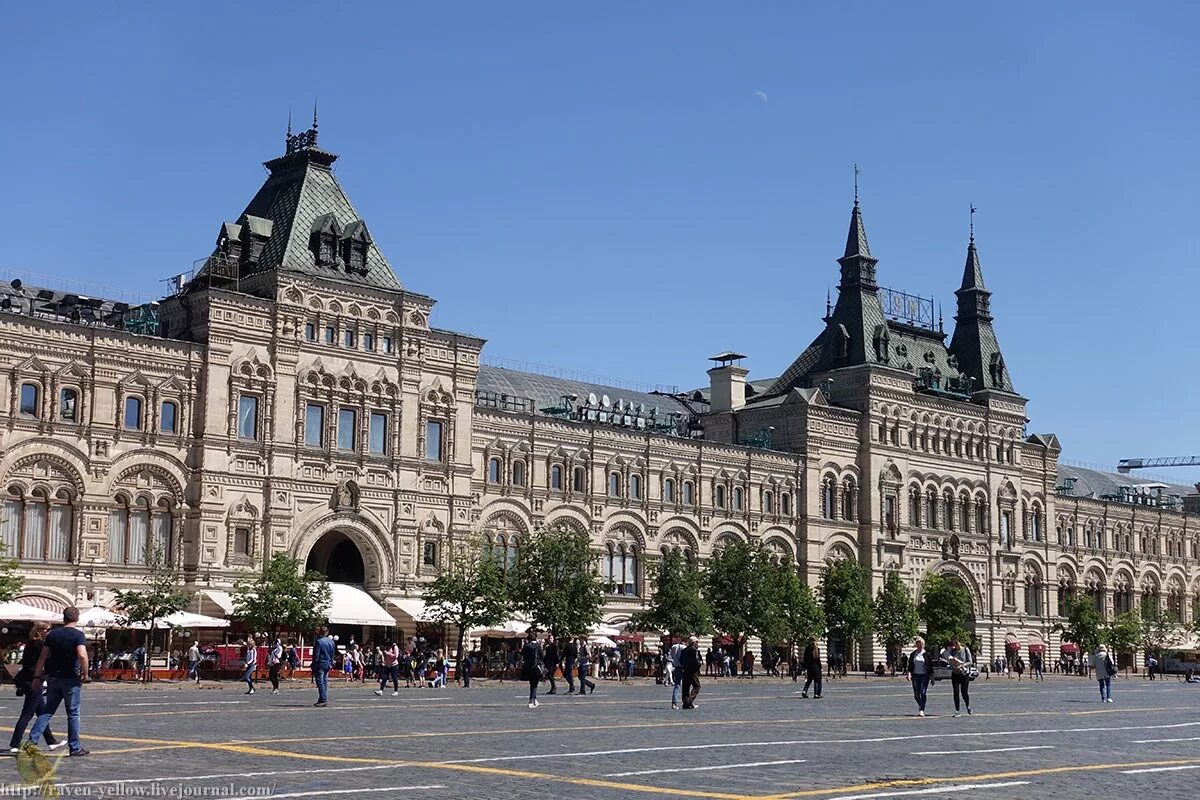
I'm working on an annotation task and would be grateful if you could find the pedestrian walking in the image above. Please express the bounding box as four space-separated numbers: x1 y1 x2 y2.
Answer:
460 651 472 688
801 637 822 699
522 631 543 709
311 626 335 707
25 606 89 756
542 634 559 695
267 637 283 695
8 622 63 754
906 636 931 717
241 637 257 695
187 641 201 686
1013 654 1025 681
1030 650 1044 682
669 638 686 709
1092 644 1116 703
941 636 975 717
576 636 596 696
562 637 578 694
680 636 701 709
286 644 299 680
374 640 400 696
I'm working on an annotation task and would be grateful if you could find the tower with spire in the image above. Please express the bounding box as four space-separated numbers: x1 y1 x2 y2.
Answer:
948 222 1014 393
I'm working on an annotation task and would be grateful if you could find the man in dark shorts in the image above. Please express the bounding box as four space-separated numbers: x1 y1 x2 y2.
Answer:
27 606 89 756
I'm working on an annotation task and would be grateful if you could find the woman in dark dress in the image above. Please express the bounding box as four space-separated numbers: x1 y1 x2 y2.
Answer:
8 622 62 752
801 637 823 699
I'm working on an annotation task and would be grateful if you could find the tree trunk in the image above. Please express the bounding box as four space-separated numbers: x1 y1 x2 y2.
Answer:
456 624 467 684
145 621 155 684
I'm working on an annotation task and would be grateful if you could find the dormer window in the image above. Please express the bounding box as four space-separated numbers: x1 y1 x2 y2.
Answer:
309 214 342 267
341 220 372 275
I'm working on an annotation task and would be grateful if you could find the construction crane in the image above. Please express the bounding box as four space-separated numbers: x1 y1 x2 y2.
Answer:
1116 456 1200 474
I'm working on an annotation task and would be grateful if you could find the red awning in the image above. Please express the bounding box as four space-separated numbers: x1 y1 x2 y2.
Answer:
1006 640 1021 651
715 635 735 646
1060 642 1079 654
1028 644 1046 654
614 634 643 643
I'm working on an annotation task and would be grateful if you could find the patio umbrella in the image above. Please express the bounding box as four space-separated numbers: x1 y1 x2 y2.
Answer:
77 606 122 629
588 635 617 648
126 611 230 629
0 601 61 623
468 620 530 637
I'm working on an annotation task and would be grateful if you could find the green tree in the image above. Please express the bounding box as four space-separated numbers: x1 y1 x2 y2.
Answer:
425 537 509 663
778 568 826 661
510 522 605 637
1139 603 1185 675
113 544 187 682
1106 610 1141 665
702 540 783 657
821 558 874 666
873 571 919 669
0 542 24 602
1053 594 1105 655
918 573 973 650
231 553 332 640
629 549 711 636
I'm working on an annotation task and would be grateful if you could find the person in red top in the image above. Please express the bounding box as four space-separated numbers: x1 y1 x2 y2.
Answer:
374 640 400 696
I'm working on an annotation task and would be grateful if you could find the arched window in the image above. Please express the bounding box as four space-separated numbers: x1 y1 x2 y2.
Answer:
925 490 938 529
1057 579 1074 617
781 492 791 516
683 481 695 506
975 501 987 535
943 492 955 531
715 485 726 509
630 474 642 501
608 472 622 497
1030 509 1042 542
763 491 774 514
821 478 836 519
550 464 563 490
959 496 971 532
1024 569 1043 617
107 497 129 565
841 480 855 521
491 533 519 578
18 383 39 418
59 388 79 422
2 486 73 563
512 460 526 487
910 490 922 528
733 486 743 511
572 467 586 492
160 401 178 434
663 478 676 503
487 458 501 484
604 543 639 596
124 396 143 430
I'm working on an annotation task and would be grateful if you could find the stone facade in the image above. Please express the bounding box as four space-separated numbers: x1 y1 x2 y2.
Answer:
1 125 1196 663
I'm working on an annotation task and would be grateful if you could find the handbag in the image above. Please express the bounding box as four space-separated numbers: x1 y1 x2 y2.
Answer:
1105 656 1117 677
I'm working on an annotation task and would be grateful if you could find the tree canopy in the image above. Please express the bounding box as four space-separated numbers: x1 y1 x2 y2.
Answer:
777 567 826 650
703 539 784 654
509 522 604 637
873 571 919 663
918 572 973 649
629 548 711 637
113 544 187 679
820 558 874 660
425 536 510 661
1054 594 1105 654
0 542 23 602
230 553 332 639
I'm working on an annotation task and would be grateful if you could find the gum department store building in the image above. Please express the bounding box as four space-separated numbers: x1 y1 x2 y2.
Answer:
1 124 1197 665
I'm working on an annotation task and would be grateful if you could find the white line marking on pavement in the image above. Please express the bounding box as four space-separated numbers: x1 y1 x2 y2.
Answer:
440 721 1200 765
119 701 249 707
909 745 1055 756
230 787 445 800
6 764 418 790
828 781 1029 800
1133 736 1200 744
1120 765 1200 774
606 759 807 777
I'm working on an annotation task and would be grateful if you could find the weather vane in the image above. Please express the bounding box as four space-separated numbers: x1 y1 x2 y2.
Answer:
970 203 977 241
854 164 861 205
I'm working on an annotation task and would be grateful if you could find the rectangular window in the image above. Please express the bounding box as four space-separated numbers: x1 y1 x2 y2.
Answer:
234 526 250 556
337 408 357 450
363 333 374 352
304 322 316 341
343 329 356 348
160 401 177 433
368 412 387 454
124 396 143 430
324 326 335 344
382 336 392 354
425 420 444 461
19 384 38 417
305 403 324 447
59 388 78 422
237 396 259 440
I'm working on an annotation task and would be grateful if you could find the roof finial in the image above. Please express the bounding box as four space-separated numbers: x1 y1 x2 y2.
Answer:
825 286 832 317
287 108 293 138
938 302 944 333
853 163 861 206
311 100 319 144
969 203 976 243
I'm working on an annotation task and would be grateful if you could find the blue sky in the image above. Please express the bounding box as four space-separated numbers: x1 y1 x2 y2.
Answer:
3 3 1199 481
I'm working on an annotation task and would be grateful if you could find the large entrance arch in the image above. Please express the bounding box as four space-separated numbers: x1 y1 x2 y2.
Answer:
306 531 366 585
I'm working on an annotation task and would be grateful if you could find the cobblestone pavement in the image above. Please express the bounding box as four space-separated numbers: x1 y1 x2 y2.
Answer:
1 673 1198 799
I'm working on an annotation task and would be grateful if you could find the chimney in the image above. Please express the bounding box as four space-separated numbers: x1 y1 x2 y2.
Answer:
707 352 749 413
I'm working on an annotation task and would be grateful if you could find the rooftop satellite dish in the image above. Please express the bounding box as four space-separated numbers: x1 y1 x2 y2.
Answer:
587 392 598 406
637 403 646 415
601 394 611 409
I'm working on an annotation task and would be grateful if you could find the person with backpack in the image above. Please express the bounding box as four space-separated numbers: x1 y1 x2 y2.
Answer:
1091 644 1116 703
941 636 975 717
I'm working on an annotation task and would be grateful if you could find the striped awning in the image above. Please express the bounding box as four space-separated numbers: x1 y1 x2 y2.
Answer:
17 595 66 613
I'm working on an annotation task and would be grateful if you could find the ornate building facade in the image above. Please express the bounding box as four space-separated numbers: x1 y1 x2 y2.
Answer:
1 124 1196 662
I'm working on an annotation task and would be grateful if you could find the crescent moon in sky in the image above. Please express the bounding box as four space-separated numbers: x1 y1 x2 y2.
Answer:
753 90 768 104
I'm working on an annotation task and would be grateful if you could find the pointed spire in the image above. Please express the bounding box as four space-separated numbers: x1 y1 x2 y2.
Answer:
843 201 873 260
311 100 319 145
825 287 832 319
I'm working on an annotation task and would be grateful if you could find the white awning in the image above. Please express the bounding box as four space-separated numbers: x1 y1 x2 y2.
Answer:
128 611 231 630
469 620 529 637
0 601 61 623
77 606 122 629
196 590 234 615
326 583 396 627
388 597 432 623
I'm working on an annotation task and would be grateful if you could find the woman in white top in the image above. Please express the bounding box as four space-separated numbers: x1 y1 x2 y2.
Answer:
268 638 284 695
905 637 931 716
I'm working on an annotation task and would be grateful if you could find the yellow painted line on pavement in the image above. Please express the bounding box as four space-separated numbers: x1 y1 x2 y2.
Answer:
755 757 1200 799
